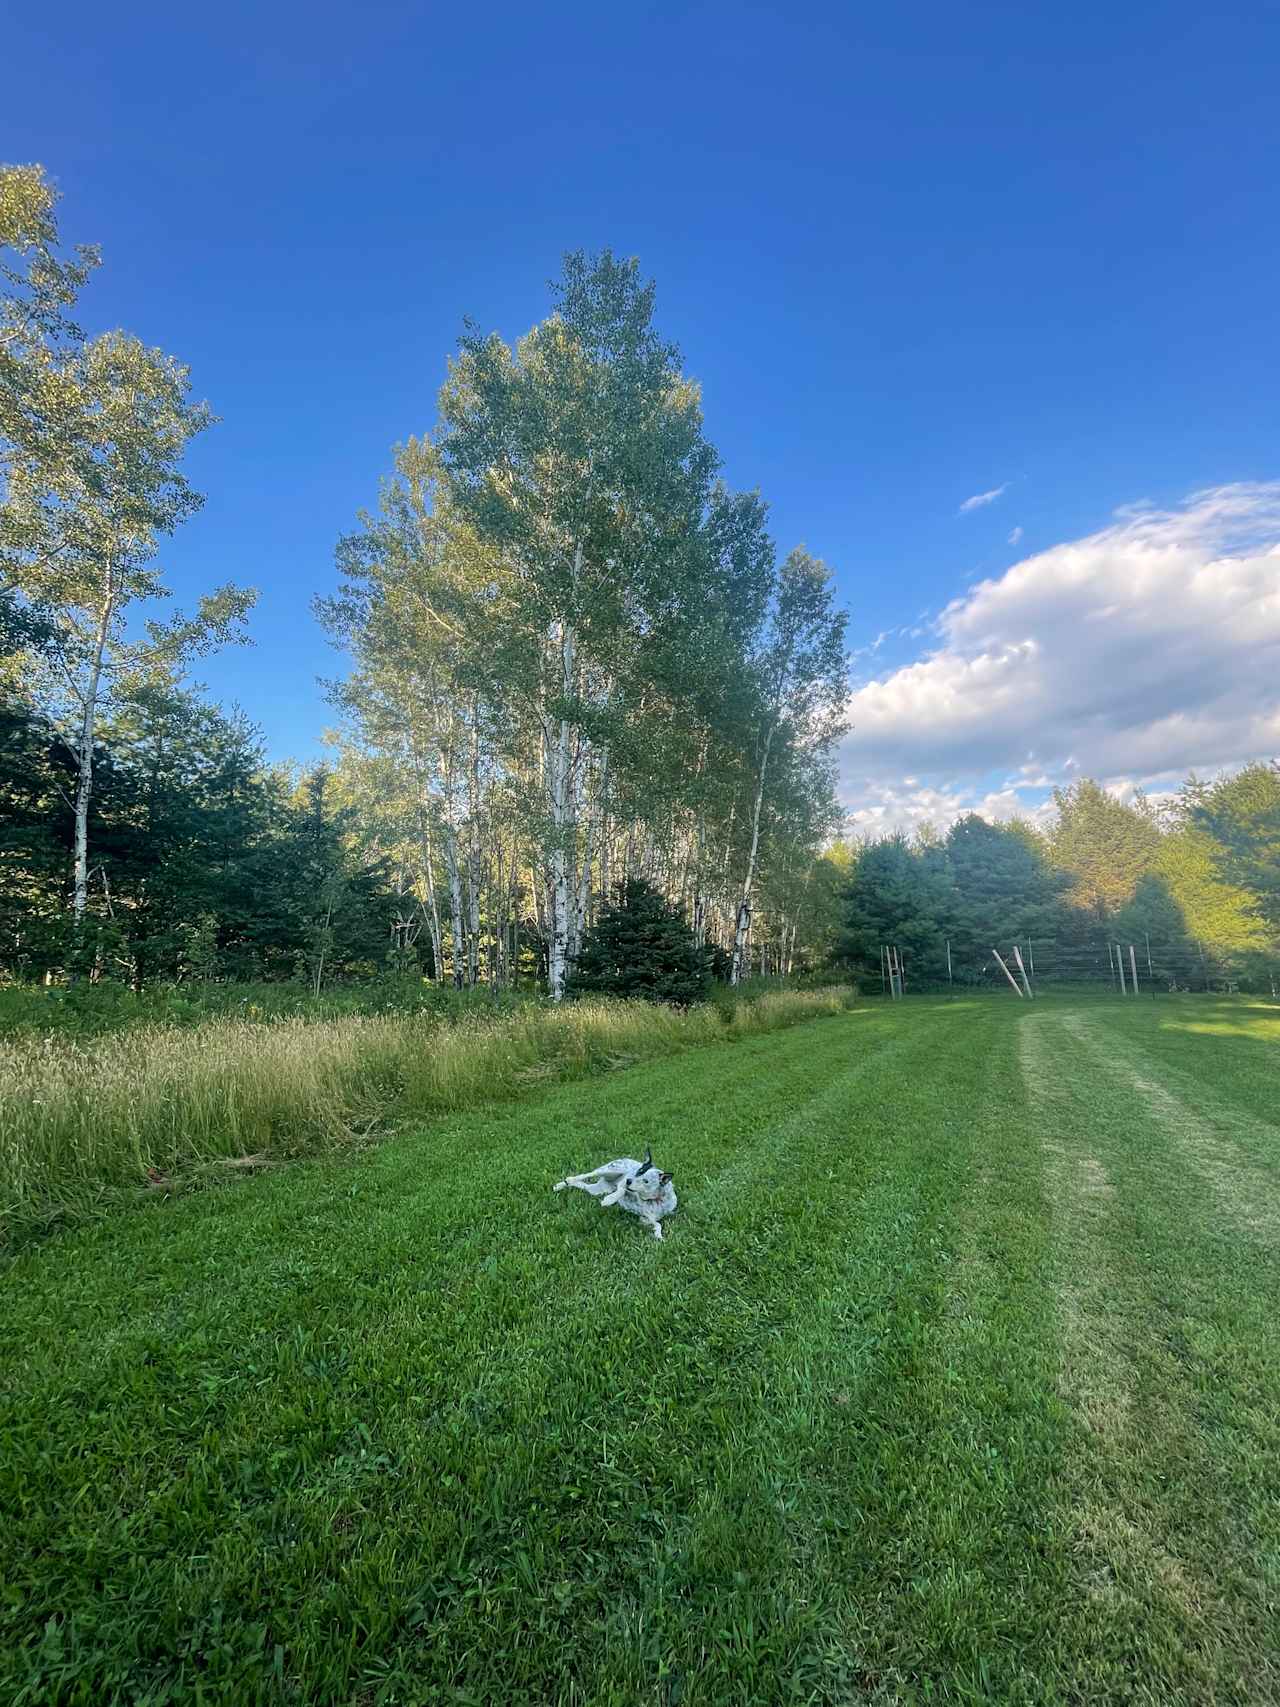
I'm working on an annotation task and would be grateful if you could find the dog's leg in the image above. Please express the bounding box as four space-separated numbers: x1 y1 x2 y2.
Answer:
555 1172 621 1199
554 1172 602 1194
651 1220 664 1240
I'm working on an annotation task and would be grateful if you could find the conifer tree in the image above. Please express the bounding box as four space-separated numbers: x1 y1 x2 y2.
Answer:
567 877 711 1005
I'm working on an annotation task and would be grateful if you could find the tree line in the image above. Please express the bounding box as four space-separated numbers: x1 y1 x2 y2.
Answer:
829 771 1280 991
2 168 848 993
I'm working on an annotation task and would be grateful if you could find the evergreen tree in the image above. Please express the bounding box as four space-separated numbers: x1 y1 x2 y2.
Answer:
1187 763 1280 934
836 834 955 985
946 814 1064 959
278 767 394 993
1155 824 1269 955
567 878 711 1005
1049 779 1162 922
1113 873 1193 953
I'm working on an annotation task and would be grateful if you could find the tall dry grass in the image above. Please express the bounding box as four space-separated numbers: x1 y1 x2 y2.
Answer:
0 986 856 1239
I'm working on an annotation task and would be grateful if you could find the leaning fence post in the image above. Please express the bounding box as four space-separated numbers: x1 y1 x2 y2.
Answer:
1012 943 1034 999
1116 944 1128 996
992 948 1024 997
1128 944 1139 999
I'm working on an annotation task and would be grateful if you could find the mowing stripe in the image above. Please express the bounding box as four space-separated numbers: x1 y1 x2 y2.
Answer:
1020 1007 1280 1705
1060 1009 1280 1248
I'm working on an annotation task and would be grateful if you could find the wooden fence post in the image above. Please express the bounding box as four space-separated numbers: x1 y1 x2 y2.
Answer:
992 948 1024 997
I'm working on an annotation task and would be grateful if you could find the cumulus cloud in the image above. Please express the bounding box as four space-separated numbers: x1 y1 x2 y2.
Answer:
840 483 1280 834
958 482 1009 513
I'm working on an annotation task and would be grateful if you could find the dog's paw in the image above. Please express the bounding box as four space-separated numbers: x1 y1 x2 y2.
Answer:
552 1180 566 1192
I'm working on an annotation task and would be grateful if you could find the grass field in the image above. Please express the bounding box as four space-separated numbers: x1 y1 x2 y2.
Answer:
2 993 1278 1705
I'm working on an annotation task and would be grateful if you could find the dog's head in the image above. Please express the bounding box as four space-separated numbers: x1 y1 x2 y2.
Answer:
629 1149 672 1200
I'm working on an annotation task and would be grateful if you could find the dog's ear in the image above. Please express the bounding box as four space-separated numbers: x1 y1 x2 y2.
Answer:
640 1148 653 1171
659 1172 671 1185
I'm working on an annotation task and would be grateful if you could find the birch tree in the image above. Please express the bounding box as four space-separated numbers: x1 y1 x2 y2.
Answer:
437 251 721 998
318 437 522 987
730 547 848 983
321 258 849 998
1 165 254 941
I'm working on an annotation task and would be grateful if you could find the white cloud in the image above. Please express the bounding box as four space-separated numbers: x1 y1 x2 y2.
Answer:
958 482 1009 514
1008 525 1023 545
840 482 1280 835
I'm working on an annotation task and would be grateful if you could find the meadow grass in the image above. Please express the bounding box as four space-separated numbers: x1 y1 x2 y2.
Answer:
0 977 528 1039
1 992 1278 1704
0 985 855 1241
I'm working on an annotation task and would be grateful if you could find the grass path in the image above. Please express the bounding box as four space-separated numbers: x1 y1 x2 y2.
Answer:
2 996 1278 1704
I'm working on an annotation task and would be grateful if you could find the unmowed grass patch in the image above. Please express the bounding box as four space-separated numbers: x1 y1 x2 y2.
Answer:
0 975 525 1041
0 985 856 1242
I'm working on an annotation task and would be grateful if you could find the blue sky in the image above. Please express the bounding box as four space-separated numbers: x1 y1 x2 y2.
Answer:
9 0 1280 827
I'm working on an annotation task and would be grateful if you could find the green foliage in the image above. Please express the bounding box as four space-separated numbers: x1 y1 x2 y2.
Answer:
837 833 956 981
1155 824 1268 954
945 813 1064 956
1050 778 1162 920
1 161 258 955
1 165 219 607
838 766 1279 990
567 877 711 1004
1187 762 1280 931
836 819 1067 986
0 689 416 987
1112 871 1192 948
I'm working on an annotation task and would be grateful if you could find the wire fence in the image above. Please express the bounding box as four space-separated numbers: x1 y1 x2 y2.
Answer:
872 936 1280 1000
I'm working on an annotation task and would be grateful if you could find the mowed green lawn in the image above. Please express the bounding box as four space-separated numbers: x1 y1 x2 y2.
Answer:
2 995 1278 1706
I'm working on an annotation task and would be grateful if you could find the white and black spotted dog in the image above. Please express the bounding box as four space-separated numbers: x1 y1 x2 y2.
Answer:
552 1148 677 1240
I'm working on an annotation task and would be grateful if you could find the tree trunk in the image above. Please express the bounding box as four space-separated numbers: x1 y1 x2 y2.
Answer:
731 720 774 984
571 744 608 963
416 801 444 983
72 573 116 939
466 703 482 986
442 819 466 989
545 595 578 1002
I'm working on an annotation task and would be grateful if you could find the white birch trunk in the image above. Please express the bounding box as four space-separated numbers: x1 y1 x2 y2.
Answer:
731 720 774 984
545 540 582 1000
570 743 608 961
72 572 117 932
547 685 573 999
442 825 466 988
466 705 482 986
438 759 467 989
416 800 444 983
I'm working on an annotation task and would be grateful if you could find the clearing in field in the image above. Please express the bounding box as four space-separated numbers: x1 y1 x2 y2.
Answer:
2 993 1278 1705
